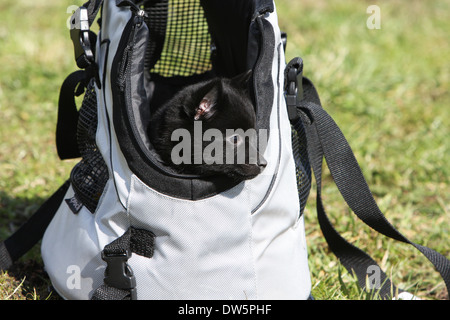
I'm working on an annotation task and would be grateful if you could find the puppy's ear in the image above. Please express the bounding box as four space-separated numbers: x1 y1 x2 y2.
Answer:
194 87 218 121
231 69 252 91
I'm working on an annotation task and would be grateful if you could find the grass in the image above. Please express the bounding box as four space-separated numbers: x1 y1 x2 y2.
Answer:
276 0 449 300
0 0 448 300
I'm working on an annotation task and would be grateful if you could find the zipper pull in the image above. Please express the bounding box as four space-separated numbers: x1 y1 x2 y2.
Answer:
116 0 147 18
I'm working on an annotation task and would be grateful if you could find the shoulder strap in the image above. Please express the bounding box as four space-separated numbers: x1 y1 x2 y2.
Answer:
56 70 87 160
0 180 71 271
0 0 102 278
83 0 104 26
290 69 449 298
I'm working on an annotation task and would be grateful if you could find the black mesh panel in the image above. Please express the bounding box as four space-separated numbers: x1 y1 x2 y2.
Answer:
143 0 169 72
70 79 109 214
291 120 312 216
145 0 212 77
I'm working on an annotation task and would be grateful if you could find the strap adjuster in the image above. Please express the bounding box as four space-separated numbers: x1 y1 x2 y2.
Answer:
70 7 94 69
285 57 304 122
101 249 137 300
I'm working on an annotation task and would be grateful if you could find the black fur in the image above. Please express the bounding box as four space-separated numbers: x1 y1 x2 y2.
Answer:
149 70 266 181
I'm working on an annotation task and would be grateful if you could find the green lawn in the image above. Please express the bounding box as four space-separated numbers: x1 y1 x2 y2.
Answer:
0 0 448 300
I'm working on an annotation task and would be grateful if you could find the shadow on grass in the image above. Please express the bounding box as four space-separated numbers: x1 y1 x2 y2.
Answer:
0 191 62 300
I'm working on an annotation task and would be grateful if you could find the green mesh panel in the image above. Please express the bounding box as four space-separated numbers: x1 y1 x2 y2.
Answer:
150 0 212 77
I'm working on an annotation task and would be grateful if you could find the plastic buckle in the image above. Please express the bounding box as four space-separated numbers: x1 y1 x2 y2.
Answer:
101 250 137 300
70 7 94 69
285 57 304 122
281 32 287 52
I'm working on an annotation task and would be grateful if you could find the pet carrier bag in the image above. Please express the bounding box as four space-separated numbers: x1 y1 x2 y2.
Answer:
0 0 449 300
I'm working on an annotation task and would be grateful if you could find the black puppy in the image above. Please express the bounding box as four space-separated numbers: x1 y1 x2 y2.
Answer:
149 70 266 181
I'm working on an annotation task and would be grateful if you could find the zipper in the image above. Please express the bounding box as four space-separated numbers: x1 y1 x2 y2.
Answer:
251 16 283 215
116 14 144 92
116 0 147 18
117 41 132 92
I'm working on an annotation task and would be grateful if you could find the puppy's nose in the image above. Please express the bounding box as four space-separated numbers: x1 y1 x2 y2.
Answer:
258 155 267 168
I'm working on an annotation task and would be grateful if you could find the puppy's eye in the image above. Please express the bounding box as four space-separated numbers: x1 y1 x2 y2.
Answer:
229 134 241 145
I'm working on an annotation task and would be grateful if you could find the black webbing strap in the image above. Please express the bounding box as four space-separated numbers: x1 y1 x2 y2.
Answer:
0 180 71 271
56 70 88 160
91 227 155 300
103 227 155 259
83 0 104 27
295 76 450 299
56 66 100 160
